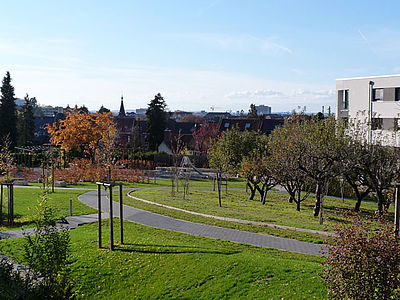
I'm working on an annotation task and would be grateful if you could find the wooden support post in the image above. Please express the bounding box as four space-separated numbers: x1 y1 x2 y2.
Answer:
98 184 102 248
10 184 13 225
0 184 3 224
395 184 400 236
7 185 10 224
319 196 324 225
42 166 45 189
109 186 114 251
52 164 55 193
120 185 124 244
217 172 222 207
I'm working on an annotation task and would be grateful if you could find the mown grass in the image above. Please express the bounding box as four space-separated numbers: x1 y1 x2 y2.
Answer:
29 177 246 189
0 188 96 232
0 219 327 299
122 192 326 244
125 188 388 234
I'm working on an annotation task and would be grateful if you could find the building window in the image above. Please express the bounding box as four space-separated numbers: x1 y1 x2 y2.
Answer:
245 123 251 129
371 118 383 130
342 89 349 110
395 88 400 101
342 117 349 128
224 122 230 128
372 88 383 101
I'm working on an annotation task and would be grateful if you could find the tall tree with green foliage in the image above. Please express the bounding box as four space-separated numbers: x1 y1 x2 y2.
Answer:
98 105 110 114
0 72 17 148
248 103 258 118
296 116 345 217
17 94 36 146
209 129 270 206
146 93 167 151
268 117 312 211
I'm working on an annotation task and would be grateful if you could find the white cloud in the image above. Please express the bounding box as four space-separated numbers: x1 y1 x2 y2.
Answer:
226 89 283 99
163 32 292 55
0 63 334 113
225 88 335 112
357 28 400 59
291 89 335 98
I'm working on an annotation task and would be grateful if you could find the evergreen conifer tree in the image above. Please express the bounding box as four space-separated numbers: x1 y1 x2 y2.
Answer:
248 103 258 118
17 94 36 146
98 105 110 114
0 72 17 148
146 93 167 151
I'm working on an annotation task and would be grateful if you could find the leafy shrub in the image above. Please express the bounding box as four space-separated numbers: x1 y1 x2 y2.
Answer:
23 190 75 299
0 255 31 299
0 191 75 299
322 215 400 299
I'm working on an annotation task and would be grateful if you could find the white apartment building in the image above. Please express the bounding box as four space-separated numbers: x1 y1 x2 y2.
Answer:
337 75 400 145
255 105 271 115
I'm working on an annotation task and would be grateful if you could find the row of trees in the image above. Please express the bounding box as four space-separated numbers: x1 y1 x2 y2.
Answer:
209 113 400 216
0 72 37 148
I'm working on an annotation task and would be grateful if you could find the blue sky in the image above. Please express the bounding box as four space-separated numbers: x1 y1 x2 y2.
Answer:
1 0 400 112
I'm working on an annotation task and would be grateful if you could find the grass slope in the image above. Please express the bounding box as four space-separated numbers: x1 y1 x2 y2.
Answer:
123 188 388 241
0 188 96 232
123 192 326 243
0 220 326 299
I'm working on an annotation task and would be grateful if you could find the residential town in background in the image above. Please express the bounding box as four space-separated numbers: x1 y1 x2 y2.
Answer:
27 97 285 154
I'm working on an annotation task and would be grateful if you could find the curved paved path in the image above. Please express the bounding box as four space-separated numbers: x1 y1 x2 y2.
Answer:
127 188 333 237
78 190 327 257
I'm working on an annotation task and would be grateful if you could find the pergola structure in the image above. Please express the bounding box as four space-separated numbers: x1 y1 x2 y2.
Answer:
15 145 65 192
0 182 14 225
14 145 65 168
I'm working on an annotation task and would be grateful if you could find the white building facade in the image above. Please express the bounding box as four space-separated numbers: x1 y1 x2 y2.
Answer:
337 75 400 145
255 105 271 115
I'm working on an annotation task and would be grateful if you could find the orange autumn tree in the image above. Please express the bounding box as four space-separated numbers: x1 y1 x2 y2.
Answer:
46 109 116 161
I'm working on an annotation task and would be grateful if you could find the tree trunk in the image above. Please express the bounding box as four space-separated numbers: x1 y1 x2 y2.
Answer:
296 190 302 211
377 200 383 216
261 187 267 205
217 172 222 207
247 181 256 200
288 196 294 203
376 190 385 215
354 198 362 212
313 182 322 217
255 184 263 201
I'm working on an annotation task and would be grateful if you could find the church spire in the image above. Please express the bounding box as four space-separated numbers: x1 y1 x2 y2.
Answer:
118 95 126 117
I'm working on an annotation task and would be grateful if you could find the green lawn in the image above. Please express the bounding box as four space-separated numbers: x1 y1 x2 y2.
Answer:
122 192 326 243
125 188 386 234
0 188 96 232
28 177 246 190
0 219 327 299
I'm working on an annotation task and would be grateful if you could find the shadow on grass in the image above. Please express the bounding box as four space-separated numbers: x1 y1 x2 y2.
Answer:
0 216 33 231
113 243 240 255
326 216 352 225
